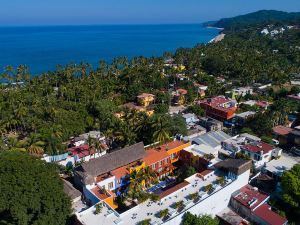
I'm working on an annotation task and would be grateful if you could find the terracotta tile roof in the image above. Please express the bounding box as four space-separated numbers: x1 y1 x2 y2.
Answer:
233 185 269 210
198 170 214 177
91 186 111 200
111 165 129 179
200 96 237 113
273 126 293 136
68 145 91 159
143 148 169 166
242 142 274 154
254 204 288 225
177 88 188 95
159 181 190 199
157 140 187 152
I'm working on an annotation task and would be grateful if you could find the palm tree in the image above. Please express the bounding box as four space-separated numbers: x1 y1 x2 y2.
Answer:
139 167 157 188
87 136 96 156
151 115 171 144
175 200 184 211
127 170 143 201
27 144 44 156
94 140 105 158
159 209 169 220
190 192 200 201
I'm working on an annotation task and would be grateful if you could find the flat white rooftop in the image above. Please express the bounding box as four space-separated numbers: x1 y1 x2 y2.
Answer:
264 153 300 176
184 144 217 157
77 171 234 225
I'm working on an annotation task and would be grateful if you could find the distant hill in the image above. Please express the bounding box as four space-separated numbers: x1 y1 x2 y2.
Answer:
205 10 300 30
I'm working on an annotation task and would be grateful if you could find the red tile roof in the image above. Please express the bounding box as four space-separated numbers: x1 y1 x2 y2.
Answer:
111 165 129 179
68 145 91 159
200 96 237 113
91 186 111 200
143 148 169 166
233 185 269 210
273 126 293 136
254 204 288 225
242 142 274 154
166 140 186 150
159 181 190 199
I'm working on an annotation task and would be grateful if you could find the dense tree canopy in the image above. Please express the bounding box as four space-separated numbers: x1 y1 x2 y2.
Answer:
281 164 300 216
0 152 71 225
182 212 219 225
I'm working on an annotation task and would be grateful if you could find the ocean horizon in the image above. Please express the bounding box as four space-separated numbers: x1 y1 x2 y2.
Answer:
0 24 219 75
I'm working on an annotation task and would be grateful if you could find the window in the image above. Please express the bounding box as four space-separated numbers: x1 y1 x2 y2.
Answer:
171 153 176 159
159 161 162 167
165 158 168 164
152 164 155 170
108 182 113 190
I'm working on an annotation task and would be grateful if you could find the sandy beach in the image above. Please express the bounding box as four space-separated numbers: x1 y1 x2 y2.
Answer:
209 33 226 43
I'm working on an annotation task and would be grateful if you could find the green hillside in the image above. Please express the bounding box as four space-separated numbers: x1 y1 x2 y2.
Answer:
207 10 300 30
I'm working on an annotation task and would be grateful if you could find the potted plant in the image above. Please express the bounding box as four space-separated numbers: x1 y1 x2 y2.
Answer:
175 200 184 212
139 219 151 225
94 202 103 214
190 192 200 202
159 208 169 220
217 176 225 186
204 184 214 194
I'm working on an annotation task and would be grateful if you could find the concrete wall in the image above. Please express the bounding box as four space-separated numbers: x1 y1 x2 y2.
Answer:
97 176 116 191
83 186 100 205
163 170 250 225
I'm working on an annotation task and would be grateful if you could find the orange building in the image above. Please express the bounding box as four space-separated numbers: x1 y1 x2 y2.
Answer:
153 140 191 164
199 96 237 121
143 147 172 178
91 186 118 209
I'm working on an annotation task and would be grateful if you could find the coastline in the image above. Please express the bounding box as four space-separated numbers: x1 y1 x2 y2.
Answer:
208 33 226 43
0 24 218 75
206 25 224 30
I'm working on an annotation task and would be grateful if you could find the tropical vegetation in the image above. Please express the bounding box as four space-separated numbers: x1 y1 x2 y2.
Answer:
0 151 71 225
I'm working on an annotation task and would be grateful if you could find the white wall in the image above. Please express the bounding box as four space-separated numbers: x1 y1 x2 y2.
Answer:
163 170 250 225
97 176 116 191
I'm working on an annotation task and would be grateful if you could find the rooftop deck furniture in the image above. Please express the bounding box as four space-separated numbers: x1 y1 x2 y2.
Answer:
114 218 122 224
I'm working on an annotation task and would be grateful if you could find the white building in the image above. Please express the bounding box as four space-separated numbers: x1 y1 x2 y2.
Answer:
76 159 252 225
241 142 282 169
232 87 253 97
182 113 199 125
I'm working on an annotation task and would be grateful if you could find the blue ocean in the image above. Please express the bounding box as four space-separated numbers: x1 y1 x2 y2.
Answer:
0 24 219 75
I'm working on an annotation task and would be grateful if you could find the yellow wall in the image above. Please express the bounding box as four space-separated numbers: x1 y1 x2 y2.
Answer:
139 96 155 107
128 161 146 174
167 142 191 163
104 196 118 209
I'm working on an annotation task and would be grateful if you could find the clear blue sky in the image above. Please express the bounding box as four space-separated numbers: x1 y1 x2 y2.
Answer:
1 0 300 26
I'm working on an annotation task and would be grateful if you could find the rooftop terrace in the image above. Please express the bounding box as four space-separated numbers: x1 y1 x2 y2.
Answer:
77 170 235 225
